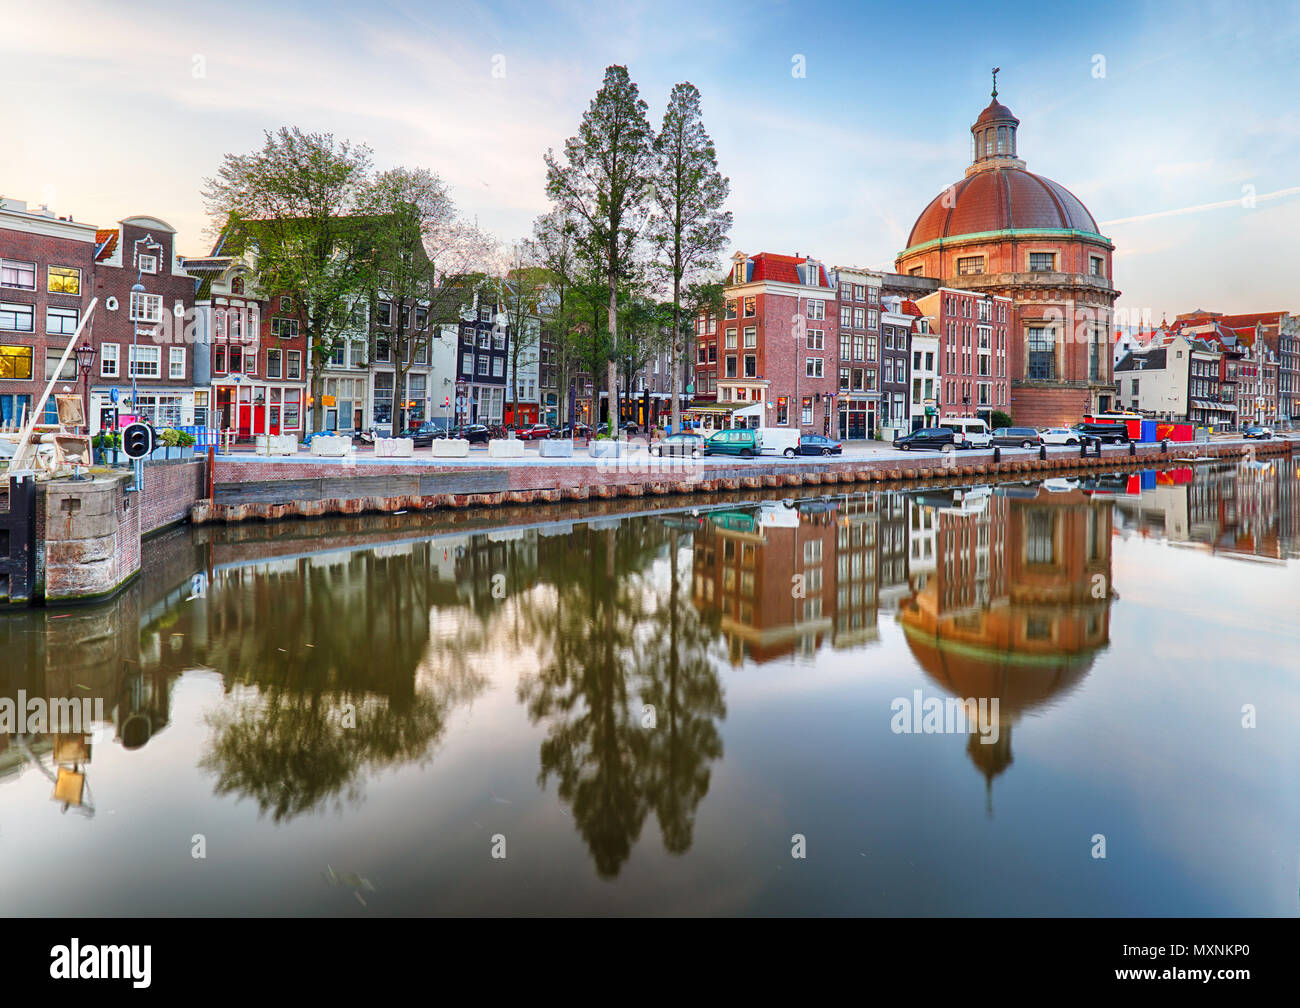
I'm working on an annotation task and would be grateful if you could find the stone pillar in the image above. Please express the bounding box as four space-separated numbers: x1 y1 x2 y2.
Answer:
42 473 140 603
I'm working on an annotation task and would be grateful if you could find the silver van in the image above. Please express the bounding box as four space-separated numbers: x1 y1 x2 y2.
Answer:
937 416 993 449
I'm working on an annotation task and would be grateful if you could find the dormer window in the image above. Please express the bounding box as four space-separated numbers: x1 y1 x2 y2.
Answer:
231 276 245 295
138 253 158 275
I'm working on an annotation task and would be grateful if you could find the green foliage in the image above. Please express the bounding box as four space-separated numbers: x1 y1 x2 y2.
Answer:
92 431 120 449
992 410 1013 429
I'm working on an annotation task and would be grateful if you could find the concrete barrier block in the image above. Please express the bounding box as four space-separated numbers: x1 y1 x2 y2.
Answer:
538 438 574 458
432 439 470 458
375 437 414 458
589 440 621 458
488 439 525 458
309 435 352 457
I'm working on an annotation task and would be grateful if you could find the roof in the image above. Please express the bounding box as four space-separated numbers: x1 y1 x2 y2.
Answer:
973 98 1019 128
94 229 118 261
1115 347 1167 371
906 167 1102 249
179 255 235 300
743 253 829 288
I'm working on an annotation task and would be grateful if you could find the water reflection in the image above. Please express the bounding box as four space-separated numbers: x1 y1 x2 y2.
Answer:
1 457 1297 911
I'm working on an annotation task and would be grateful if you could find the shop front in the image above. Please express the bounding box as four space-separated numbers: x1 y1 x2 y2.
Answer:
682 400 763 433
504 402 539 427
213 380 304 441
838 396 878 440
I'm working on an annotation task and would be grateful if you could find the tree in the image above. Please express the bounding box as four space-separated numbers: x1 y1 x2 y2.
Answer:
493 241 549 427
545 65 655 433
203 128 374 434
648 83 732 433
531 210 582 427
364 167 493 433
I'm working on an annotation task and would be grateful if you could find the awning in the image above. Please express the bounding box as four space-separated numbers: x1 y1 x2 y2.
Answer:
683 400 763 417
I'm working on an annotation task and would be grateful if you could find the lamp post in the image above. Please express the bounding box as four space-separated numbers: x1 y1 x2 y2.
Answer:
75 341 96 437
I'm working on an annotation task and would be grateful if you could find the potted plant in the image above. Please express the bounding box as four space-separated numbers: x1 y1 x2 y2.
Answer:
91 430 121 465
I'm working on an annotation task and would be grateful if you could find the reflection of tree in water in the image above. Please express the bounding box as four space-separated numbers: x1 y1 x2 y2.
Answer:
198 542 486 822
518 523 725 877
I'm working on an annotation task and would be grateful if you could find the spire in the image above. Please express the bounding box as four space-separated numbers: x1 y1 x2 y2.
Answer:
969 73 1022 172
991 66 999 100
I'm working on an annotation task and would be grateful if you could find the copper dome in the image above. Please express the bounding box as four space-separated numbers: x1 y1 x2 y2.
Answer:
905 167 1101 249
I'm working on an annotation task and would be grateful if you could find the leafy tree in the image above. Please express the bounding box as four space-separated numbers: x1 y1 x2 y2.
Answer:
648 83 732 432
203 128 374 434
492 241 550 427
531 210 583 427
545 66 655 432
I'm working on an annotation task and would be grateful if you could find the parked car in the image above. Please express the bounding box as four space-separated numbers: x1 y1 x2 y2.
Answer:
893 427 957 452
555 422 592 439
937 416 993 449
991 426 1043 448
401 420 450 447
798 434 843 456
650 432 705 457
446 424 492 444
702 428 761 457
1243 425 1274 439
1071 421 1130 444
513 423 551 441
1039 426 1082 446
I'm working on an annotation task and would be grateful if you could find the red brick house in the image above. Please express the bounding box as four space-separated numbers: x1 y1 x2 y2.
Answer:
0 198 97 427
690 251 839 435
88 216 196 432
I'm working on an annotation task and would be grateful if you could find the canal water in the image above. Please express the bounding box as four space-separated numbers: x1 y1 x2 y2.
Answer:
2 461 1298 915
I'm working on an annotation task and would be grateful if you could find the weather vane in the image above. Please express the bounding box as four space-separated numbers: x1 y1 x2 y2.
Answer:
992 67 1000 99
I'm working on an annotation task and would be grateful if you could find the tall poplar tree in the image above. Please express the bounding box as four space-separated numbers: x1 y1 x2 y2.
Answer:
648 83 732 433
545 66 655 433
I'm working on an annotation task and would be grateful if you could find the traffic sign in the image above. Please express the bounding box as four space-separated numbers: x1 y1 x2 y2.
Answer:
109 387 119 404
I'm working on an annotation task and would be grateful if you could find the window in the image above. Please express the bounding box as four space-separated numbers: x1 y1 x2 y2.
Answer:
801 396 813 424
1 302 35 332
271 317 298 339
884 360 893 383
725 329 737 349
806 358 823 378
267 349 282 378
806 329 824 350
130 291 162 323
492 357 504 377
477 356 489 375
840 367 851 391
43 350 74 381
807 299 825 320
1029 252 1056 272
462 352 473 374
840 333 852 360
854 284 866 302
867 309 879 330
1090 256 1104 277
0 344 33 379
137 252 158 274
47 265 81 295
283 389 301 430
840 306 852 327
1027 327 1055 380
840 281 852 300
956 256 984 276
129 345 161 378
46 306 79 335
743 297 755 317
168 347 186 379
725 356 737 378
744 354 757 378
909 266 923 276
493 329 506 350
853 308 865 329
725 300 737 319
743 327 757 348
1 259 36 290
1026 511 1057 565
378 302 393 326
287 350 302 380
96 342 119 378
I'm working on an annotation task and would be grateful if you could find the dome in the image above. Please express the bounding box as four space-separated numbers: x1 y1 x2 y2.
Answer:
906 167 1102 248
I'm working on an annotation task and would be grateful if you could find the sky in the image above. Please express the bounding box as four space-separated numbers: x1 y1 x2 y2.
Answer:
3 0 1298 322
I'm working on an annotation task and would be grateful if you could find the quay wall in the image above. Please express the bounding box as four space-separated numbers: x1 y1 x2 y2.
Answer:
193 438 1296 526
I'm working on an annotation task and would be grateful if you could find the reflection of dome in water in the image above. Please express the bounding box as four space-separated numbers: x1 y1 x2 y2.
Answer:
120 714 152 750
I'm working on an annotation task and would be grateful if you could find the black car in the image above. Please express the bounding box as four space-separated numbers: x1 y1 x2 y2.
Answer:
894 427 957 451
798 434 843 456
446 424 492 444
1071 422 1130 445
555 422 592 439
400 421 450 447
991 426 1042 448
1242 425 1274 439
650 432 705 457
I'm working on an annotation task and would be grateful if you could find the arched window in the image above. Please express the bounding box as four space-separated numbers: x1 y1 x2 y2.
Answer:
231 276 244 295
997 126 1007 153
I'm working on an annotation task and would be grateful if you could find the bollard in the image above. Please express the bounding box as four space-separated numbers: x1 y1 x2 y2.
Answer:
1129 441 1136 457
1161 439 1168 455
1039 444 1047 461
992 445 1001 463
1079 439 1086 459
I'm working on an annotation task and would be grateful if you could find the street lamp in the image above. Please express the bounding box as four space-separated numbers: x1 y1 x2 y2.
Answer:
75 341 96 437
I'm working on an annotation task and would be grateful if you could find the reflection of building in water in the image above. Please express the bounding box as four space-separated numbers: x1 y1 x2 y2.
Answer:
1112 462 1300 562
877 493 911 612
832 496 880 648
900 485 1114 803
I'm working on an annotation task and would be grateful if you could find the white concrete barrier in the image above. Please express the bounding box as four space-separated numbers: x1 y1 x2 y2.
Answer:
589 439 621 458
488 438 526 458
309 435 352 457
257 434 298 456
374 437 414 458
432 438 470 458
538 439 574 458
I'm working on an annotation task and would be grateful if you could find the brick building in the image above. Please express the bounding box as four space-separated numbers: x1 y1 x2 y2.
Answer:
1174 310 1298 426
456 291 509 427
878 295 917 435
895 82 1118 427
914 287 1014 423
0 199 97 427
690 251 839 434
829 266 883 438
88 216 196 432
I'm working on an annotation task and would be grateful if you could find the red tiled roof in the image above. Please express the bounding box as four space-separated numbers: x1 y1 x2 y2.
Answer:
901 299 921 316
94 228 118 261
747 253 827 287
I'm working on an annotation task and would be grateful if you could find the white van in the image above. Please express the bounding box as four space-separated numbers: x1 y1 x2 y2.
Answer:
756 427 801 458
937 416 993 449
